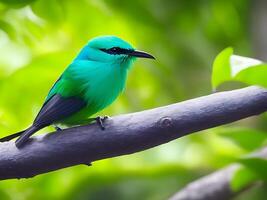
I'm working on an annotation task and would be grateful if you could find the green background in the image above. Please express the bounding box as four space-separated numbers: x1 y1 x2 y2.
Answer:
0 0 266 199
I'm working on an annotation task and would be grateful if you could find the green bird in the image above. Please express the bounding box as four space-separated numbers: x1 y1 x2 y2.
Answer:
0 35 155 148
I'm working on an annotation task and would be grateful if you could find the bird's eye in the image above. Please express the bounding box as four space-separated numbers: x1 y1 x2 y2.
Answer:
100 47 125 55
109 47 119 52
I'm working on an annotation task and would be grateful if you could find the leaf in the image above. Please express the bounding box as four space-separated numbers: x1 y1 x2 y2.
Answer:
211 47 232 90
218 127 267 151
0 20 16 40
31 0 64 25
230 55 263 76
231 166 258 192
0 0 36 7
211 48 267 89
238 157 267 180
235 64 267 88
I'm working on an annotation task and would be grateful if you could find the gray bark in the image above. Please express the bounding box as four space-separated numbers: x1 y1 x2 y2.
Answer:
251 0 267 60
0 86 266 180
169 165 239 200
169 147 267 200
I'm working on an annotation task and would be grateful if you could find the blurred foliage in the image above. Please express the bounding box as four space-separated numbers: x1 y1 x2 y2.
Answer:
231 156 267 192
0 0 266 200
212 47 267 89
217 127 267 151
231 166 258 192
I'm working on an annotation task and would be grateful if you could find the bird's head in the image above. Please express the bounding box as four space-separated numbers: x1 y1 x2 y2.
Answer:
75 35 155 66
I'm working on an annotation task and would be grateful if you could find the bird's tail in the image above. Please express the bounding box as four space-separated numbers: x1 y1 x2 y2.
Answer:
15 126 40 148
0 125 40 148
0 130 26 142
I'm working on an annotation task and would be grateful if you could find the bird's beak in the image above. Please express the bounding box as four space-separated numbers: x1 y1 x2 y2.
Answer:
127 50 155 59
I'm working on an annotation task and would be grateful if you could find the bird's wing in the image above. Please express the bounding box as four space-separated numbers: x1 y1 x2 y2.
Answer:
33 72 87 127
33 94 86 127
33 61 99 127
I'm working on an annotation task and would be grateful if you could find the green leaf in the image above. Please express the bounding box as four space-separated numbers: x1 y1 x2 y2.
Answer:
231 166 258 192
235 64 267 88
0 0 36 7
238 157 267 180
211 48 267 89
31 0 64 25
218 127 267 151
0 20 16 40
211 47 233 90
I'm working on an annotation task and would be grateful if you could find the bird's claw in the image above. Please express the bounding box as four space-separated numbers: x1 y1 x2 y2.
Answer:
95 116 109 130
53 125 62 132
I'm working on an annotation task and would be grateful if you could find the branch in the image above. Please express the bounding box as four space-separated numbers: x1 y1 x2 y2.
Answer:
169 147 267 200
0 86 266 180
251 0 267 60
168 165 239 200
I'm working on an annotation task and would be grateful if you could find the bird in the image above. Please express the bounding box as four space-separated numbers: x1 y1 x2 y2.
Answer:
0 35 155 148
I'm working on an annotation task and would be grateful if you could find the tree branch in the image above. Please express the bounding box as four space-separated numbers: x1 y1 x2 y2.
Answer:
168 147 267 200
168 165 239 200
0 86 266 180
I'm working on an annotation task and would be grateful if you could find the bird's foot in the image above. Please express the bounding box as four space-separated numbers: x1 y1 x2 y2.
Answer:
95 116 109 130
53 125 63 132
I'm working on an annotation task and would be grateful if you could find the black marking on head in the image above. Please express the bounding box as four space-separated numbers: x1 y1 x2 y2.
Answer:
100 47 133 55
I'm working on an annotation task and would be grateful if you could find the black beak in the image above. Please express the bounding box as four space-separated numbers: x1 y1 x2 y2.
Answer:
127 50 155 59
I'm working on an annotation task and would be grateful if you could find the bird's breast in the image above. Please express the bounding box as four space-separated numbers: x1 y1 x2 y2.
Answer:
82 65 128 113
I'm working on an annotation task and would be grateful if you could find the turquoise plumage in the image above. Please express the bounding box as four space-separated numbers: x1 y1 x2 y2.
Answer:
0 35 155 148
